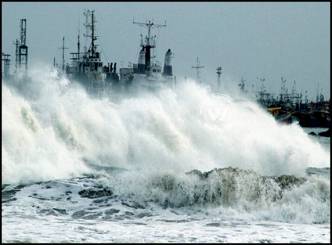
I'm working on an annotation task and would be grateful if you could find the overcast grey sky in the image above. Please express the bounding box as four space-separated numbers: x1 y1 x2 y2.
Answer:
2 2 330 100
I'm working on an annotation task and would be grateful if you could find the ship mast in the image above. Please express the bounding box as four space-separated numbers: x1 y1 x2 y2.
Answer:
77 29 80 60
59 36 68 72
84 10 98 58
91 10 96 54
19 19 28 71
14 39 19 72
280 76 288 102
192 56 204 83
133 19 166 72
13 19 28 72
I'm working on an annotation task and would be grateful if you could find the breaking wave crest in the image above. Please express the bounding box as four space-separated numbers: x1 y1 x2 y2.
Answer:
2 167 329 224
2 63 330 185
2 64 330 225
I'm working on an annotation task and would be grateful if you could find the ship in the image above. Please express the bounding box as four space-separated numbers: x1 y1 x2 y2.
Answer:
63 10 175 94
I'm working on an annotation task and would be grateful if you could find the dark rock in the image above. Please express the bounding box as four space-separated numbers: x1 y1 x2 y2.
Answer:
308 131 317 136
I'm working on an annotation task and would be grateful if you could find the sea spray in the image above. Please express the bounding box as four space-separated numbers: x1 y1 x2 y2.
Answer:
2 167 329 224
2 64 330 184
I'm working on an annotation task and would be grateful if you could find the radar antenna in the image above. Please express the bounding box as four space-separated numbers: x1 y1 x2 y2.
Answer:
132 18 166 72
133 19 166 47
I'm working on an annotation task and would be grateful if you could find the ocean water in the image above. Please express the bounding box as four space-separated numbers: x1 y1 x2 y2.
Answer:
2 65 330 243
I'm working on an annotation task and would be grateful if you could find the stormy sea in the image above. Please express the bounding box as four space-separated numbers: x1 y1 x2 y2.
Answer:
2 65 330 243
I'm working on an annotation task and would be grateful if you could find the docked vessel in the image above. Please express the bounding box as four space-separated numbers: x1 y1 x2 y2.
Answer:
64 10 175 94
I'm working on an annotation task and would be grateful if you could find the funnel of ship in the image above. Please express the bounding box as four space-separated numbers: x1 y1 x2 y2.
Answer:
162 49 172 76
137 47 146 74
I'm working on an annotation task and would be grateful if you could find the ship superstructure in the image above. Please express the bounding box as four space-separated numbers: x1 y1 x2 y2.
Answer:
65 10 119 92
63 10 174 93
119 19 174 85
1 18 28 81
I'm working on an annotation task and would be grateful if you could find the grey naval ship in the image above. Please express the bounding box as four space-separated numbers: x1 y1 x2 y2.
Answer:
64 10 175 94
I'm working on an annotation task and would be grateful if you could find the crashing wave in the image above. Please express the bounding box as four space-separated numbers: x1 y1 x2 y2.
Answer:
3 166 329 224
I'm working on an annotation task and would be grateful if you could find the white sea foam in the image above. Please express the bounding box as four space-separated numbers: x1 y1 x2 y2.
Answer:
2 65 330 242
2 63 330 184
